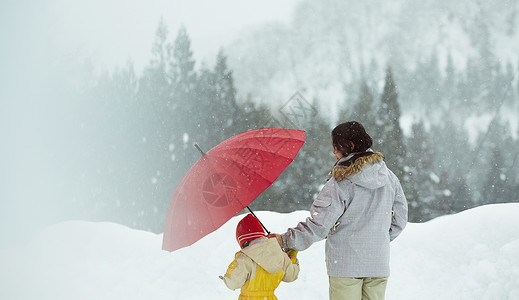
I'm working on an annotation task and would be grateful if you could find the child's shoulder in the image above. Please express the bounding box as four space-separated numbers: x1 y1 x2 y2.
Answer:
242 238 287 257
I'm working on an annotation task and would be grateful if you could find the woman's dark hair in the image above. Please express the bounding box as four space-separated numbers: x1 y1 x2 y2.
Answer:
332 121 373 155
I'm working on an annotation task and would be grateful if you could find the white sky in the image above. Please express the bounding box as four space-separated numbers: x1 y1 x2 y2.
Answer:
6 0 300 72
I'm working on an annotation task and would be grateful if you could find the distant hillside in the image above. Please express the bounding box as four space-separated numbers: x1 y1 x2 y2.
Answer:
225 0 519 121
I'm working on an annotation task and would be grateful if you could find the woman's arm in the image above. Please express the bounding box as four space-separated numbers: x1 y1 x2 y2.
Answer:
389 175 408 241
281 179 350 251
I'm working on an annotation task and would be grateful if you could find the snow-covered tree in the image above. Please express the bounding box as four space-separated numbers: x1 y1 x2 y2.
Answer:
168 25 199 181
349 79 377 134
376 66 406 180
404 120 437 221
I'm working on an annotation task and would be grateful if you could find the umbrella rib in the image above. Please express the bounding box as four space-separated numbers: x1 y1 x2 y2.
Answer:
201 195 218 241
232 169 274 210
209 146 302 162
184 174 200 247
227 157 276 203
186 185 217 246
214 137 305 157
201 152 277 210
221 131 305 147
206 153 288 186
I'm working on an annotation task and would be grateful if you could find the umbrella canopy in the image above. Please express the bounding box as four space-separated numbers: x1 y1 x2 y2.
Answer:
162 128 305 252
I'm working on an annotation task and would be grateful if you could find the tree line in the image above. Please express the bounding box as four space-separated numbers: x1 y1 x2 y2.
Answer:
72 21 518 232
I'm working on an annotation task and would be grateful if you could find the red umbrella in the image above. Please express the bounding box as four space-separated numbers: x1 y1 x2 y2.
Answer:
162 128 305 252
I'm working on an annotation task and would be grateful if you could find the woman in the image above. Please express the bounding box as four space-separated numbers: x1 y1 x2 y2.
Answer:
270 121 408 300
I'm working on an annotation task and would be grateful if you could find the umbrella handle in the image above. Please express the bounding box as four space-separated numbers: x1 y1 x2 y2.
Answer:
247 206 270 235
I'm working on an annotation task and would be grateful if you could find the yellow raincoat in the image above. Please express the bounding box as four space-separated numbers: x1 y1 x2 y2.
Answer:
223 238 299 300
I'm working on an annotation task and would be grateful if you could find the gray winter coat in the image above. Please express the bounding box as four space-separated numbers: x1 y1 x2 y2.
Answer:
281 151 408 277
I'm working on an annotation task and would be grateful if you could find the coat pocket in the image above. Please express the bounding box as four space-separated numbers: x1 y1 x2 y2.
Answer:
312 195 332 208
310 194 332 219
313 183 334 208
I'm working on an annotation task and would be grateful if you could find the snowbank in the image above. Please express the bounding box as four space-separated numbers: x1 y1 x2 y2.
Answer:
1 204 518 299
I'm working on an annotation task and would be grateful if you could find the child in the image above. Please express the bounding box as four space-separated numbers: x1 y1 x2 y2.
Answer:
222 214 299 300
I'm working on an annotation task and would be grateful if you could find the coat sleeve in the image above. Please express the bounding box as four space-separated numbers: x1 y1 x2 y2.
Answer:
389 175 408 241
222 252 254 290
281 179 350 251
281 253 300 283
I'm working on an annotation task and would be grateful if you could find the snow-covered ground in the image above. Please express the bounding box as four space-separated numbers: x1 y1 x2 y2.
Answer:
1 203 518 300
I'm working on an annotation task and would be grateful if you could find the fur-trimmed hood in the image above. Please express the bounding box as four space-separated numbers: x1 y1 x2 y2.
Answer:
331 151 389 189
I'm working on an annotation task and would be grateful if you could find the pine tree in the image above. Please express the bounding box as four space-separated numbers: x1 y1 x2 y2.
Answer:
442 52 464 121
483 144 508 204
137 19 172 175
86 60 151 228
276 108 332 212
419 53 442 116
443 52 456 98
404 120 436 221
427 117 474 213
350 79 377 134
135 20 178 231
139 18 170 102
211 50 239 142
169 26 197 104
480 119 517 205
167 25 199 184
376 66 406 180
511 137 519 202
107 62 143 226
337 88 355 124
194 63 216 147
232 99 273 135
193 50 240 153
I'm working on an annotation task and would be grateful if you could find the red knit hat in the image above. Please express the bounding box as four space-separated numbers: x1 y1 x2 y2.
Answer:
236 214 267 248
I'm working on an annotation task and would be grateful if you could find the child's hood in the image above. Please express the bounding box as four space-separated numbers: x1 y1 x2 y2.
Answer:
240 238 285 274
